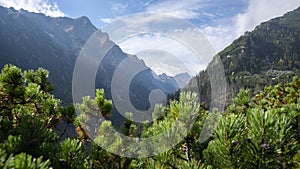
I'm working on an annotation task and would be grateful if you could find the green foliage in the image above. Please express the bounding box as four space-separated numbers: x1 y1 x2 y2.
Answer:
121 112 138 137
0 65 61 129
24 68 54 93
131 92 203 168
2 115 59 158
75 87 133 168
293 150 300 168
256 76 300 108
0 64 299 169
0 64 25 103
95 89 113 117
227 89 252 115
57 138 88 169
75 89 113 140
0 65 61 161
203 79 300 168
204 114 246 168
0 65 67 168
60 104 76 123
0 149 51 169
29 65 300 168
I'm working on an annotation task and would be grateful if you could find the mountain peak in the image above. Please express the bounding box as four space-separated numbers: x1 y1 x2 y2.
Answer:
75 16 94 27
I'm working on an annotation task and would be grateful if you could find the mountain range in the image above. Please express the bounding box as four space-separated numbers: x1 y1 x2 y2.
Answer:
0 6 179 125
1 5 300 121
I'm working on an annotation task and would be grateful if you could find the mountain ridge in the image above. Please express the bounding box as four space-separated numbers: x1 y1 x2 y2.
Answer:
185 6 300 106
0 6 179 125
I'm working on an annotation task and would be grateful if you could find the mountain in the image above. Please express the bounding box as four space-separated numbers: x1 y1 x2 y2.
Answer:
174 72 192 88
0 6 178 125
0 6 97 104
158 73 178 88
185 7 300 106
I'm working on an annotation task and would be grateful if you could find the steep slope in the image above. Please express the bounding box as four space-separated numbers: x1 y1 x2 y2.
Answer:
0 6 178 125
186 7 300 106
0 7 97 104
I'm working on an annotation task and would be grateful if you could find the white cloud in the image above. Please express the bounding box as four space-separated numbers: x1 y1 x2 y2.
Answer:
99 17 116 24
99 14 169 30
117 31 213 76
136 50 190 76
200 0 300 52
100 12 218 76
146 0 203 19
200 25 234 52
144 0 156 7
119 34 199 75
0 0 65 17
234 0 300 36
111 3 128 13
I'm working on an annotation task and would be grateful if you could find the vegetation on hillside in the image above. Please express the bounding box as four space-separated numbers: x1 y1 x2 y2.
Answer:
186 7 300 106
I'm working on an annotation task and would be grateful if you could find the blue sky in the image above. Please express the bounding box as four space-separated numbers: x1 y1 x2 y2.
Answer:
0 0 300 75
55 0 248 28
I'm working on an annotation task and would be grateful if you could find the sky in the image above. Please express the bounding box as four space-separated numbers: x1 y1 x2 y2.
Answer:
0 0 300 76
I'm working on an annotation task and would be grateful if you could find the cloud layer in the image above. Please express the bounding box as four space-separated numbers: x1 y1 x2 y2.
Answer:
119 33 208 76
234 0 300 36
0 0 65 17
146 0 203 19
111 3 128 13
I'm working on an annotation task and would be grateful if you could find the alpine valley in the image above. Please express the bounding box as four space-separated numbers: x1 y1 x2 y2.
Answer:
0 6 179 125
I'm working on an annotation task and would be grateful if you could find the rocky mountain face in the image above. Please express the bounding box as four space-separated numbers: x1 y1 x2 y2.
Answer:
0 6 97 104
0 6 179 125
185 7 300 107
